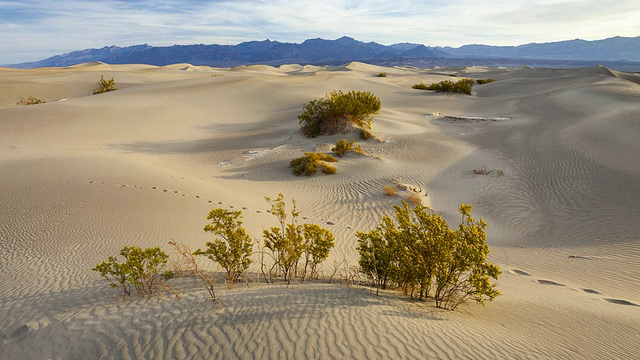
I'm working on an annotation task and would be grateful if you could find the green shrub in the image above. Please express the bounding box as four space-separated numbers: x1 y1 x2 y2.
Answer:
476 78 495 85
412 78 474 95
290 152 338 176
17 96 45 105
359 129 373 140
263 194 335 283
377 72 388 77
298 90 381 138
357 202 501 310
92 246 175 298
321 164 337 174
332 138 363 157
93 75 116 94
194 208 254 284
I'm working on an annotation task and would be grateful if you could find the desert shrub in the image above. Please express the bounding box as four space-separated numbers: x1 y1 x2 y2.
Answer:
169 241 218 300
448 74 458 77
404 192 422 205
412 78 474 95
321 163 337 174
411 82 430 90
263 194 335 283
377 72 388 77
17 96 45 105
194 209 254 285
359 129 373 140
383 184 397 196
92 246 176 298
93 75 116 94
290 152 338 176
298 90 381 138
357 201 501 310
332 138 362 157
476 78 495 84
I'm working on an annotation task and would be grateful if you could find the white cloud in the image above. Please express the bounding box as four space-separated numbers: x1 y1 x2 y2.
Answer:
1 0 639 64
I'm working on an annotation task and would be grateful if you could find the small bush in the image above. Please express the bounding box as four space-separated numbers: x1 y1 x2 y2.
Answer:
476 78 495 85
93 75 116 94
194 209 254 285
321 164 337 174
412 78 474 95
298 90 381 138
377 72 388 77
17 96 45 105
359 129 373 140
332 138 362 157
404 192 422 205
383 184 397 196
263 194 335 283
92 246 176 298
169 241 218 300
291 152 338 176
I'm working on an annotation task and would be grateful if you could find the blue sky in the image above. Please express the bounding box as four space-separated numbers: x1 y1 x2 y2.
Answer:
1 0 639 64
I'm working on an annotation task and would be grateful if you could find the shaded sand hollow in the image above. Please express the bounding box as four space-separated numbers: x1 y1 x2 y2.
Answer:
1 62 639 359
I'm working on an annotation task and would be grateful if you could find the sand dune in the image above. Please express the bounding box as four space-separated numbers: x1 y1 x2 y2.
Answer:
1 62 639 359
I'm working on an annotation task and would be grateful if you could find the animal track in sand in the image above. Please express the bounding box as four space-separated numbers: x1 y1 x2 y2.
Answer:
88 180 314 224
537 280 565 286
511 269 530 276
603 298 639 306
582 288 601 294
568 255 597 260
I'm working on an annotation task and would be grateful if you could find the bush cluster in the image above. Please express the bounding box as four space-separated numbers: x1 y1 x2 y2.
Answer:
290 152 338 176
298 90 381 138
17 96 45 105
357 202 501 310
377 72 388 77
476 78 495 85
93 75 116 94
262 194 335 283
412 78 474 95
92 246 175 298
332 138 362 157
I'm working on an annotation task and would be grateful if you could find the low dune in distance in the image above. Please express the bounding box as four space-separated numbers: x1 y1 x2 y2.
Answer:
1 62 639 359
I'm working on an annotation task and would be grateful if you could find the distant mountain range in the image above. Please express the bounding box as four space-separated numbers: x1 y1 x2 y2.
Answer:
7 35 640 70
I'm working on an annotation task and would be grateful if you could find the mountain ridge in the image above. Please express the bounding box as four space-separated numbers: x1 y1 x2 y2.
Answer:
7 35 640 69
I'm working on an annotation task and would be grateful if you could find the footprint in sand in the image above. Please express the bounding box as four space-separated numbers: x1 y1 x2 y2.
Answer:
538 280 565 286
604 298 639 306
512 269 530 276
582 288 601 294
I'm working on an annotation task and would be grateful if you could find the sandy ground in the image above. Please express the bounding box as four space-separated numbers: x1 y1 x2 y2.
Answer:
1 62 639 359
